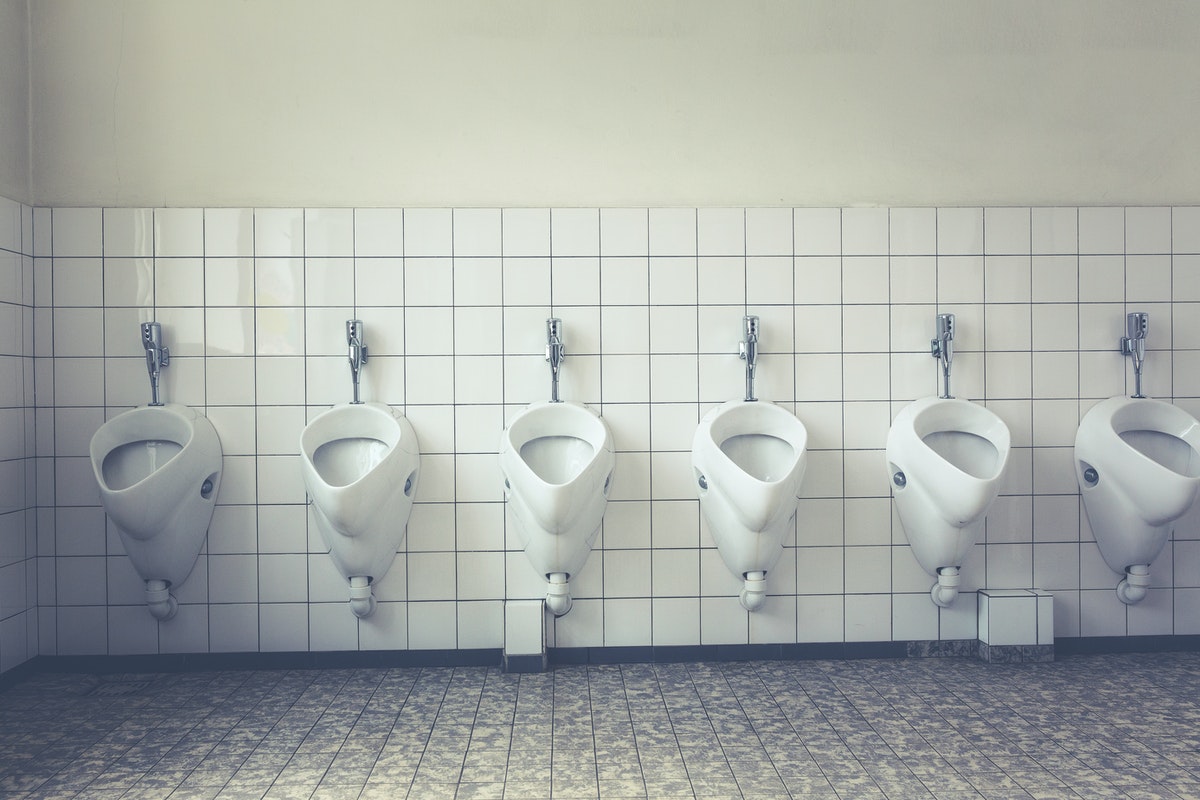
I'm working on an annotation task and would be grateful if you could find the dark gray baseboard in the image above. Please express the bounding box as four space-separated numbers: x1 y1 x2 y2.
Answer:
4 635 1197 689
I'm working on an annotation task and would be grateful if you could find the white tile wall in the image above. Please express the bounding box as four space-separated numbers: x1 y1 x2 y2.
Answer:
13 204 1200 666
0 195 35 675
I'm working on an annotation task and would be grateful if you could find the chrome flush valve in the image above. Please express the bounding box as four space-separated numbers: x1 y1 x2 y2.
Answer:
546 318 565 402
347 319 368 404
739 315 760 402
140 322 169 406
1121 311 1149 398
931 313 955 399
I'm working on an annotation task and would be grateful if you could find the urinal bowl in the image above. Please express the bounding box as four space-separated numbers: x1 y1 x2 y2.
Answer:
90 404 223 619
1075 396 1200 603
692 400 808 611
886 396 1010 607
499 401 615 615
300 402 421 617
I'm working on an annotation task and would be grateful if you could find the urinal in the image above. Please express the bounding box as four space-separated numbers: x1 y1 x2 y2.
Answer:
1075 396 1200 604
886 396 1011 607
499 400 615 616
90 403 223 620
691 400 808 611
300 401 421 618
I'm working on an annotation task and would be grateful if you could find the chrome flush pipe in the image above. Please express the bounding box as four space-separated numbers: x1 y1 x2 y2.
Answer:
140 322 169 406
739 315 759 402
1121 311 1149 399
931 313 955 399
546 318 565 402
347 319 369 404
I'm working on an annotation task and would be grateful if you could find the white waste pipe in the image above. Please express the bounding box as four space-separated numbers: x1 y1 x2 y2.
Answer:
1116 564 1151 605
545 572 572 617
349 576 376 618
931 566 960 608
145 579 178 621
740 571 767 612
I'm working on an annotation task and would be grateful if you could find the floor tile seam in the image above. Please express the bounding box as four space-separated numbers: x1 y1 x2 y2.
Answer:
631 667 717 797
702 665 793 794
396 668 453 786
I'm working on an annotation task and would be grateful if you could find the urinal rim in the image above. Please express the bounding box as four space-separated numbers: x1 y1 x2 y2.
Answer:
300 402 418 495
1103 395 1200 441
887 396 1011 483
90 403 209 495
300 401 411 459
1077 395 1200 479
908 396 1011 445
693 399 808 487
500 401 615 491
503 401 612 454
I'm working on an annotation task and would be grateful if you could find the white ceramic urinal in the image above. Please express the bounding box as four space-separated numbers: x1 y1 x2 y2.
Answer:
886 397 1011 607
691 400 808 611
500 401 615 616
300 402 420 618
1076 396 1200 604
90 403 223 620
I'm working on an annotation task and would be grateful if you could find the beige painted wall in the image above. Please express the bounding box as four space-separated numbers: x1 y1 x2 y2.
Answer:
1 0 29 203
26 1 1200 207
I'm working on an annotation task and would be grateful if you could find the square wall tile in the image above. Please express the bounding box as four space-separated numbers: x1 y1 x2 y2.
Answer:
1078 207 1124 254
459 601 503 648
842 208 888 256
600 208 648 256
254 208 304 256
697 208 745 256
1172 207 1200 254
551 208 600 256
104 208 154 257
502 208 550 257
844 594 891 641
937 208 983 255
648 208 696 256
155 208 204 257
984 207 1031 254
889 208 935 256
1125 206 1171 254
1031 207 1077 255
210 604 259 652
354 208 404 257
205 208 254 257
405 208 453 256
260 603 308 651
52 208 102 257
304 208 354 257
453 208 502 256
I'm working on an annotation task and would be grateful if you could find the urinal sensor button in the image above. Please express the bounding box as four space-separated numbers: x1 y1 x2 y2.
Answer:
1082 467 1099 486
200 479 214 498
892 471 907 488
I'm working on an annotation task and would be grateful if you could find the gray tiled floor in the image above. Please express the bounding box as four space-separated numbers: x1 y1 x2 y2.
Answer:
1 652 1199 799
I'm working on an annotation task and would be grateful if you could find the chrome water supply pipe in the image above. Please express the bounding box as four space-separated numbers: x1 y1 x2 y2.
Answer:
1121 311 1149 399
140 322 169 406
931 313 955 399
739 315 760 402
546 318 565 402
346 319 368 404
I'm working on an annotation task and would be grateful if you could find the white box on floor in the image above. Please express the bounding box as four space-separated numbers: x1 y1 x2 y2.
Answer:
978 589 1053 661
503 600 546 673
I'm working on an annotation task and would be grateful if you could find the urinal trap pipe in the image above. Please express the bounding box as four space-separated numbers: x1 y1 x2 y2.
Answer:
349 576 376 618
145 579 178 621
